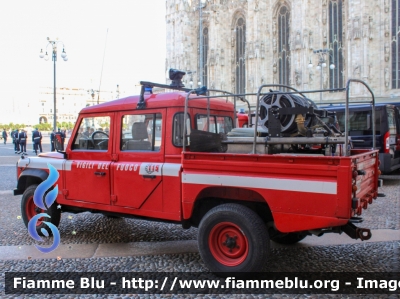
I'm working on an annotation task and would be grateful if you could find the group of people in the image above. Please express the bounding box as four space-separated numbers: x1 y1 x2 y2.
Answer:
9 128 43 155
3 127 69 155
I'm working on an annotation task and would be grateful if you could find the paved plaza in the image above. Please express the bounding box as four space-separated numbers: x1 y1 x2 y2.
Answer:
0 137 399 298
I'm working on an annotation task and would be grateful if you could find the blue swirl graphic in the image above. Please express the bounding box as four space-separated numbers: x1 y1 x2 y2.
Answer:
45 185 59 208
33 163 59 209
28 213 49 241
28 163 61 253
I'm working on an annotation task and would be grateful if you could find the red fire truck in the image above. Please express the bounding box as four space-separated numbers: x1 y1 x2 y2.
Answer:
237 109 249 127
14 70 381 273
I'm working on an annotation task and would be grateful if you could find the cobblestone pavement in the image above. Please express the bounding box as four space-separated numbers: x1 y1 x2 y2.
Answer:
1 179 397 247
0 142 399 298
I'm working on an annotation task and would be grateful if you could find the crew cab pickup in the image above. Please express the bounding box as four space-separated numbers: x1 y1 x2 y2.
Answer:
14 74 381 273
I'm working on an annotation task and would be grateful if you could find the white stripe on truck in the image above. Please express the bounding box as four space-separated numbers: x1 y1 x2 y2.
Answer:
182 173 337 195
17 157 72 171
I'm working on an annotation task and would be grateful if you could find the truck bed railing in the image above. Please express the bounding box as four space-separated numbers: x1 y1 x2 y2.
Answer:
139 77 375 156
345 79 376 155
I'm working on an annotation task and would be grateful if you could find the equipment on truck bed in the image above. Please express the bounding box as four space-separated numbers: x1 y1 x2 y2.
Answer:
136 70 376 158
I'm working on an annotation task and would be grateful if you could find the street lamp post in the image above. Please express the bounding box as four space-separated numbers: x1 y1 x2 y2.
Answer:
197 0 207 87
308 49 335 104
116 84 120 99
199 0 202 85
87 89 100 105
186 71 195 88
39 38 68 131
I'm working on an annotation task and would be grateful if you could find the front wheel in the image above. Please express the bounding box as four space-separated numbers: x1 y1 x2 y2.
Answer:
198 203 269 273
21 184 61 236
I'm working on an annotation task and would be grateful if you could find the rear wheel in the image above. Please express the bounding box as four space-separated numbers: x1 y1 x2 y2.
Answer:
271 232 307 245
198 203 269 273
21 184 61 236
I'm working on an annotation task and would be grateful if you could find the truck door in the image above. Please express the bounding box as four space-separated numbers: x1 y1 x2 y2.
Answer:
65 115 112 205
111 112 164 209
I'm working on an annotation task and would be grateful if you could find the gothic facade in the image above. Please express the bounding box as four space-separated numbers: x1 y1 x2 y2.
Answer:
166 0 400 105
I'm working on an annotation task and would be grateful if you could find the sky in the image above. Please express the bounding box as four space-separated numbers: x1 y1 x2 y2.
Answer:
0 0 166 123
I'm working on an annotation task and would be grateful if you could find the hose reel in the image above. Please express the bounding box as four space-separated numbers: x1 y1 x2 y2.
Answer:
259 91 317 134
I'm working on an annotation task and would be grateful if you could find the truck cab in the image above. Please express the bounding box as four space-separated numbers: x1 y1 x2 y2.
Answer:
57 91 234 220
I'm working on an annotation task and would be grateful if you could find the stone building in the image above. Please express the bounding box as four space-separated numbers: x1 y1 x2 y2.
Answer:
38 87 116 125
165 0 400 106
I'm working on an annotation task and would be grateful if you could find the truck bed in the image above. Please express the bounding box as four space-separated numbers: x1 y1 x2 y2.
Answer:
181 149 379 233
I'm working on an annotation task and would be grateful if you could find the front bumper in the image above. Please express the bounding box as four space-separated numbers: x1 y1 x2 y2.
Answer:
13 188 23 196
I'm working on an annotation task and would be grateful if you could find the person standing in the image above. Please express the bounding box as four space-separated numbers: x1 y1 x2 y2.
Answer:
37 128 43 153
18 129 27 155
59 128 66 150
12 129 20 153
50 129 56 152
2 129 7 144
32 130 35 153
32 128 43 155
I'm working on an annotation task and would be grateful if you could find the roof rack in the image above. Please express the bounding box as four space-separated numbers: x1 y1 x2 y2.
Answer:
137 81 207 109
137 69 207 109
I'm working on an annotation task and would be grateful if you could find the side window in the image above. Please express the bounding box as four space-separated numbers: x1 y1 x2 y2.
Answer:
120 113 162 151
72 116 110 151
173 113 191 147
336 110 381 135
395 107 400 131
336 112 345 131
197 115 215 132
387 107 397 135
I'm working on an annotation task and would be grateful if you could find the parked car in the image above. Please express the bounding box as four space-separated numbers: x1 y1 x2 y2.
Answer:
322 103 400 174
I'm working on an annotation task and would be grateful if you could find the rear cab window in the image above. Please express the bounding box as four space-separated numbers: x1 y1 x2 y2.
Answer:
196 114 233 134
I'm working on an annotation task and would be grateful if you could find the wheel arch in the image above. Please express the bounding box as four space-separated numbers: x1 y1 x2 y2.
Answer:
187 186 273 228
15 169 48 195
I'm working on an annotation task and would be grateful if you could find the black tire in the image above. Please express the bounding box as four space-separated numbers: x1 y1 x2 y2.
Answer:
21 184 61 236
271 232 307 245
198 203 269 274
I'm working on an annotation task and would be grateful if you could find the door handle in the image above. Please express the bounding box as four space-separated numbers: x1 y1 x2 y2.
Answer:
142 175 156 179
94 172 106 176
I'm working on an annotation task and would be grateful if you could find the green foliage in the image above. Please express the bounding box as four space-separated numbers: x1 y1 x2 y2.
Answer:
0 122 26 130
1 121 75 132
34 123 52 131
